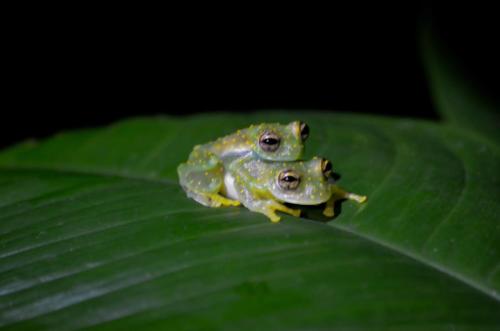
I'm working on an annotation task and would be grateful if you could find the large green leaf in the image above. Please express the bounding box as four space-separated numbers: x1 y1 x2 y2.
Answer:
0 111 499 330
1 26 500 330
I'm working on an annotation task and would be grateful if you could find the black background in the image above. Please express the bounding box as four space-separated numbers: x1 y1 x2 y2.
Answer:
2 4 498 149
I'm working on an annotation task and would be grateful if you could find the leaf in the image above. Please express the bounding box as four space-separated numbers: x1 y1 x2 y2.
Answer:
0 110 499 330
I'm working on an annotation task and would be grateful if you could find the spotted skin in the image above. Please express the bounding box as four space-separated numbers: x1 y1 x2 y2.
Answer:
178 123 366 222
224 157 366 222
178 122 307 207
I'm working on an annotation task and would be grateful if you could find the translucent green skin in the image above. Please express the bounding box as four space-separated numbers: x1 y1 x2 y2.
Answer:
177 122 305 206
224 157 366 222
226 157 333 206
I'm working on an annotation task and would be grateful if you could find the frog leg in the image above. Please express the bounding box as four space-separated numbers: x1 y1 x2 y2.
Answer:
207 193 241 207
323 185 367 217
261 205 282 223
177 151 240 208
242 200 294 223
323 198 336 217
182 188 240 207
270 201 301 218
230 179 301 223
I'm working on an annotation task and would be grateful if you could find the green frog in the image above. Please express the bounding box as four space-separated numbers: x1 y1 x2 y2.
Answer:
222 156 366 222
178 121 309 208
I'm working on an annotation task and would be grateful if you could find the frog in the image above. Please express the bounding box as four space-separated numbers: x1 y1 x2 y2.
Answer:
222 156 367 222
177 121 310 208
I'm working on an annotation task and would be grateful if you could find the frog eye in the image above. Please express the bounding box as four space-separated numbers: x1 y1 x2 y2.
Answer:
278 170 301 190
321 159 332 178
259 132 281 152
299 122 309 142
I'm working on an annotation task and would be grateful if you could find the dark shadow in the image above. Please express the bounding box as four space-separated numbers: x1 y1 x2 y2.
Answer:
331 172 341 182
286 197 345 224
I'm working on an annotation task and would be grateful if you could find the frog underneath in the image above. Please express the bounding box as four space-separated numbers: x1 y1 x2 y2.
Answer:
222 156 366 222
177 121 309 208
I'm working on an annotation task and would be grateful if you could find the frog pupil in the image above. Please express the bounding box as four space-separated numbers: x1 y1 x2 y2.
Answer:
278 171 300 190
259 133 281 152
263 138 278 145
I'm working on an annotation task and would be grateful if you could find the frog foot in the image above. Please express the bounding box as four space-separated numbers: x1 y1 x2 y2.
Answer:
265 202 301 223
323 195 337 217
323 189 367 217
208 194 241 207
265 211 281 223
347 193 367 203
323 206 335 217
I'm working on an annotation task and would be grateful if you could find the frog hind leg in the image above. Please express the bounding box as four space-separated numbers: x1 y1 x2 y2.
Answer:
323 186 367 217
182 186 240 207
177 153 239 208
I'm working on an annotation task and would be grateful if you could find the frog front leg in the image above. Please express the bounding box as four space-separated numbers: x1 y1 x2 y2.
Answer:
247 199 301 223
323 185 367 217
232 178 301 223
177 147 240 208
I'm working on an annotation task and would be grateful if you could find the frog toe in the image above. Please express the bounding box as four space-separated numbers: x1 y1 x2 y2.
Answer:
267 213 281 223
347 193 367 204
208 194 241 207
323 206 334 217
270 202 301 218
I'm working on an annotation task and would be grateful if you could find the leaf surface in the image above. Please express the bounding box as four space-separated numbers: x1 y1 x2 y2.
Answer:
0 111 499 330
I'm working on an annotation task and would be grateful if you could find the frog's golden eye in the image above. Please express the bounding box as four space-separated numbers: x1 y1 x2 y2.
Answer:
259 131 281 152
300 122 309 142
321 159 332 178
278 170 300 190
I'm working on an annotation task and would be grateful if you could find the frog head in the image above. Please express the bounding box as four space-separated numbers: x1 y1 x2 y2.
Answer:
267 157 333 205
247 121 309 161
